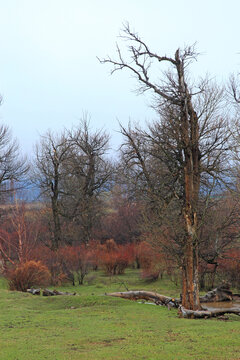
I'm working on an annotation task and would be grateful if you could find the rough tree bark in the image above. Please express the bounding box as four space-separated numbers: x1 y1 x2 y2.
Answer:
176 49 201 310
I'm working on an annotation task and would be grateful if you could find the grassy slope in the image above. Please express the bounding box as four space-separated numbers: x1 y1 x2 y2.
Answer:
0 270 239 360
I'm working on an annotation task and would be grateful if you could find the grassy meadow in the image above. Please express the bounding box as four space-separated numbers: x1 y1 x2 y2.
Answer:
0 270 239 360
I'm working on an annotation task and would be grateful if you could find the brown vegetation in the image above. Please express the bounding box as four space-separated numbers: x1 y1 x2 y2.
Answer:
6 260 50 292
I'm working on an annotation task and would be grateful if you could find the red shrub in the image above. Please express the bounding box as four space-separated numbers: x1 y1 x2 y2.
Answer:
116 245 133 274
101 251 118 275
87 240 102 270
31 244 95 286
100 239 133 275
135 241 168 282
6 260 51 292
59 245 92 285
31 245 66 285
135 241 153 269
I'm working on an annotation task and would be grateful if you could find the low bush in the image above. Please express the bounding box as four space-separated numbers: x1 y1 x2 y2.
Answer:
6 260 51 292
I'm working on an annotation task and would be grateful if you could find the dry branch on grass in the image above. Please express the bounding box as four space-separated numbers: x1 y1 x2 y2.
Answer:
27 288 41 295
27 288 76 296
42 289 76 296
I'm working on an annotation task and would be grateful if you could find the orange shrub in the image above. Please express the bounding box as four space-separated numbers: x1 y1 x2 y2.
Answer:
135 241 153 269
87 240 102 270
59 245 92 285
100 239 134 275
135 241 168 281
6 260 51 292
31 245 65 285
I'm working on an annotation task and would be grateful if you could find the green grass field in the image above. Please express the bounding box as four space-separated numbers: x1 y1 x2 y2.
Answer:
0 270 239 360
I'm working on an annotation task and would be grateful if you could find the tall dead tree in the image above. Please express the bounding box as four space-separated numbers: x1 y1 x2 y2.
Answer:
99 24 231 310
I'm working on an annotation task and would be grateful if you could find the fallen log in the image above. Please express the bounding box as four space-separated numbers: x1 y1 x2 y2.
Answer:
42 289 55 296
106 290 240 319
178 305 240 319
53 289 76 296
106 291 179 308
107 284 240 306
27 288 41 295
42 289 76 296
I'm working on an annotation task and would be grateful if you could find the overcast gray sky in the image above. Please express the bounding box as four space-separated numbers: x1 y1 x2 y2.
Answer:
0 0 239 155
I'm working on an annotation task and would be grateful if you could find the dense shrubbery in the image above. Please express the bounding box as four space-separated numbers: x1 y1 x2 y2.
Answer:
2 238 240 292
2 237 179 291
99 239 134 275
0 199 239 292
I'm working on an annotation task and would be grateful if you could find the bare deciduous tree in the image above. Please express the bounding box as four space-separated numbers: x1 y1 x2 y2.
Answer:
33 119 112 248
33 130 70 249
62 119 112 244
0 124 29 203
99 23 232 310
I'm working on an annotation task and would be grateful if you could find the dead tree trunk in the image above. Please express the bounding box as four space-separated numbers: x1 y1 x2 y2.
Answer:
106 291 179 307
106 290 240 318
42 289 76 296
178 305 240 318
177 50 201 310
